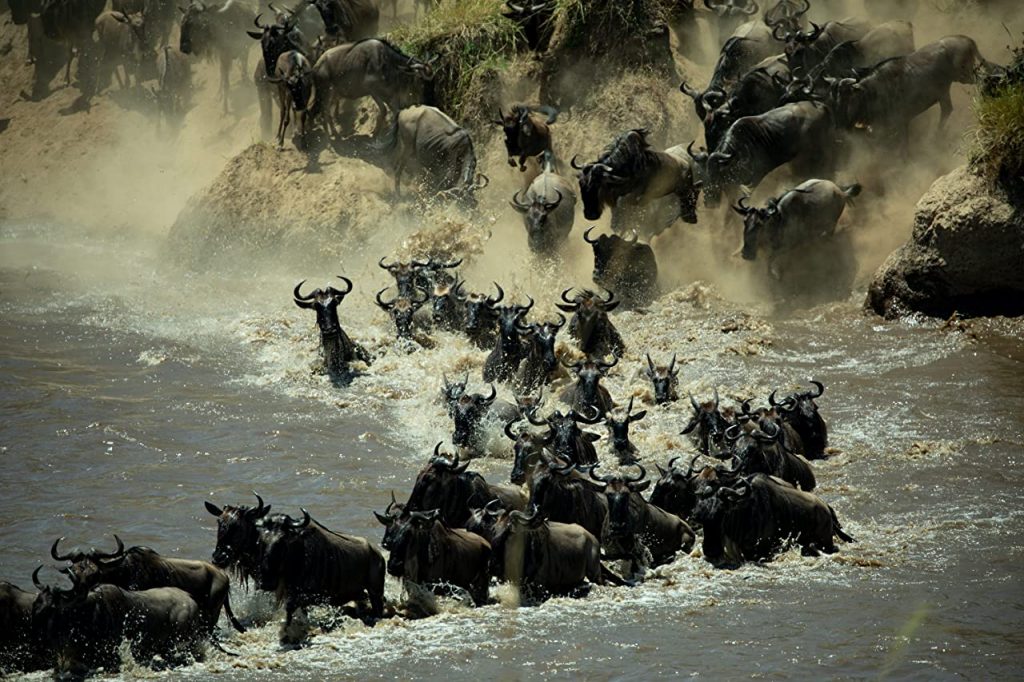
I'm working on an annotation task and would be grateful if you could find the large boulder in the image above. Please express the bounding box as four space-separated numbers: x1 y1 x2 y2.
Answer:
866 166 1024 319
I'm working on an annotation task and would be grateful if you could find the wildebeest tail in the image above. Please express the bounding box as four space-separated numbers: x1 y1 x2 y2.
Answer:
830 505 855 543
841 183 862 200
223 593 246 633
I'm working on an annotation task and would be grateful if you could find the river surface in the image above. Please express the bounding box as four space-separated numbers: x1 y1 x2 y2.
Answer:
1 219 1022 680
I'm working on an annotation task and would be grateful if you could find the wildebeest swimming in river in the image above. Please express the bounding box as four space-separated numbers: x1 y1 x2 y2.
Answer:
294 277 371 378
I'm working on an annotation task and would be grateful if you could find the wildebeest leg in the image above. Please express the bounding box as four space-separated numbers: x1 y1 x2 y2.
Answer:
64 44 74 86
371 95 389 136
393 157 405 195
277 90 290 150
937 89 953 133
220 54 231 113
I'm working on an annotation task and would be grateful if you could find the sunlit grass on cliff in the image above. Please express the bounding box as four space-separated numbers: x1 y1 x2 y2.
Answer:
971 38 1024 184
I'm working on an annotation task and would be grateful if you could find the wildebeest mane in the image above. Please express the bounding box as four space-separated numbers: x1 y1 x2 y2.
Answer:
597 128 658 177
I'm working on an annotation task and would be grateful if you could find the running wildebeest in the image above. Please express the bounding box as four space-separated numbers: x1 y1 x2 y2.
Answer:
294 277 372 375
555 288 625 358
584 227 659 308
179 0 254 112
510 154 577 255
645 353 680 405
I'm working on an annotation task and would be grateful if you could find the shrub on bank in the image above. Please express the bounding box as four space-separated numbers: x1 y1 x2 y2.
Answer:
973 37 1024 195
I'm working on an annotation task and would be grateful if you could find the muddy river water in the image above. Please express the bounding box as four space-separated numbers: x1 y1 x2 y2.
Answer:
1 218 1022 680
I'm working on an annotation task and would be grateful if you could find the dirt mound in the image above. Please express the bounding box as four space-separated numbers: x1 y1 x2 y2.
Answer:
866 165 1024 319
166 144 394 266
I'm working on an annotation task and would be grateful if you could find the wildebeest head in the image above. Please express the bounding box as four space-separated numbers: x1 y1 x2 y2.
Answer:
465 499 507 543
604 396 647 464
491 294 534 353
432 277 466 329
30 567 87 645
440 372 469 417
770 380 826 446
247 10 301 78
527 408 601 465
451 385 497 448
506 418 552 485
255 510 311 593
378 256 431 298
293 277 353 336
178 1 213 56
493 103 557 162
52 535 126 587
510 187 565 251
384 508 440 577
520 315 565 377
583 226 641 284
459 282 502 345
572 129 652 220
373 491 408 551
681 390 731 456
590 463 649 537
692 477 753 529
732 195 783 261
204 492 271 571
649 454 703 518
556 287 619 347
563 355 617 415
376 286 429 339
406 443 472 513
782 21 826 73
725 419 782 475
645 353 680 405
501 1 556 50
685 140 722 208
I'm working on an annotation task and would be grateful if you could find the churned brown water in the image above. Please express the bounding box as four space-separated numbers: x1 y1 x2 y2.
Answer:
1 218 1022 680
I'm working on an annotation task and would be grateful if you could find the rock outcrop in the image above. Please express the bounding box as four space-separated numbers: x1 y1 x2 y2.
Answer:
866 166 1024 319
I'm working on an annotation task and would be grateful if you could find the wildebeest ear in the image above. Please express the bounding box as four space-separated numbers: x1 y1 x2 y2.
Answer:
631 480 651 492
585 432 601 442
604 301 620 312
555 303 576 313
246 30 263 39
204 501 223 517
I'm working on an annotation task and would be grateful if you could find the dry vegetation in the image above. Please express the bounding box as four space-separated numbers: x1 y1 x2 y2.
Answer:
973 36 1024 192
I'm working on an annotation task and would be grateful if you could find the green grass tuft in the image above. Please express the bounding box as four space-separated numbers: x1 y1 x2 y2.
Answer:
971 38 1024 186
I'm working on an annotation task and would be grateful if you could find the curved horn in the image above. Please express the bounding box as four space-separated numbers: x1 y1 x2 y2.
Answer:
689 393 700 411
588 463 615 484
375 287 395 309
293 280 315 301
560 288 576 305
504 418 521 441
51 537 72 562
713 387 720 409
684 453 702 477
570 154 585 170
809 380 824 398
487 282 504 306
625 463 646 483
510 190 530 211
743 0 759 15
724 423 742 442
386 490 398 516
669 354 678 374
583 226 599 244
769 389 782 407
480 384 497 405
772 23 789 42
627 229 639 244
378 256 393 270
518 295 535 315
328 276 353 297
527 410 548 427
289 509 312 529
544 189 563 210
252 491 268 518
95 535 125 560
253 13 265 28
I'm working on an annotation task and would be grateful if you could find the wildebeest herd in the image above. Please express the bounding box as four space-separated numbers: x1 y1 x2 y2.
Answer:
2 0 1006 677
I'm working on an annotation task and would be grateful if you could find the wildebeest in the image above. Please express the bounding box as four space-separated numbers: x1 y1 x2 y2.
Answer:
378 256 459 298
294 277 372 375
592 464 694 576
440 372 468 417
800 21 915 84
831 35 990 151
572 129 702 236
179 0 254 112
248 10 309 139
505 418 553 487
705 0 759 47
266 49 313 149
431 276 465 331
776 17 872 76
449 383 503 455
514 314 565 393
702 59 792 152
726 419 816 491
483 291 533 384
693 474 853 567
770 380 829 459
603 396 647 465
40 0 107 93
510 156 577 256
560 355 617 418
584 227 659 308
687 100 835 206
494 103 559 173
307 0 378 40
645 353 680 405
376 286 429 340
501 1 555 52
31 571 205 677
649 454 705 522
732 179 861 276
94 10 151 91
311 39 434 138
526 409 601 467
257 510 385 635
555 288 625 358
52 535 244 633
204 491 272 583
457 281 502 349
380 105 488 205
0 578 46 674
680 389 733 457
529 459 609 541
151 46 193 129
384 509 491 606
489 507 611 599
372 491 408 551
405 444 527 526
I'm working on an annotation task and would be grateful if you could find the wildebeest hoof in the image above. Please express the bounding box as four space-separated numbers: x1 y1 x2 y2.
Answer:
507 158 516 167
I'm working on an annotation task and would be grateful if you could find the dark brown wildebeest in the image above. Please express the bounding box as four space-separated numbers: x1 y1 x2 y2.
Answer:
381 105 489 205
514 314 565 393
457 281 502 350
384 509 491 606
375 286 429 340
52 535 244 633
0 578 47 674
603 396 647 465
702 57 792 152
94 10 151 91
406 444 527 526
178 0 254 113
204 491 272 584
256 509 386 634
775 16 872 76
681 390 733 457
31 570 205 677
510 156 576 256
555 288 625 358
501 1 555 52
311 39 434 137
248 10 309 140
266 49 314 149
726 419 816 491
645 353 680 405
572 129 702 236
151 46 193 129
378 256 459 299
584 227 659 308
449 383 504 456
488 507 616 600
560 355 617 418
294 277 372 375
796 21 915 86
769 380 829 459
483 291 533 384
505 418 552 487
528 458 608 542
431 276 466 332
592 464 694 578
693 474 854 567
649 454 705 523
494 103 559 173
526 408 601 468
737 398 805 457
40 0 106 93
705 0 759 48
306 0 378 40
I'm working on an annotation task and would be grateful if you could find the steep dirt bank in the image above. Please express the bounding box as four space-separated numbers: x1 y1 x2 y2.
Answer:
866 165 1024 318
